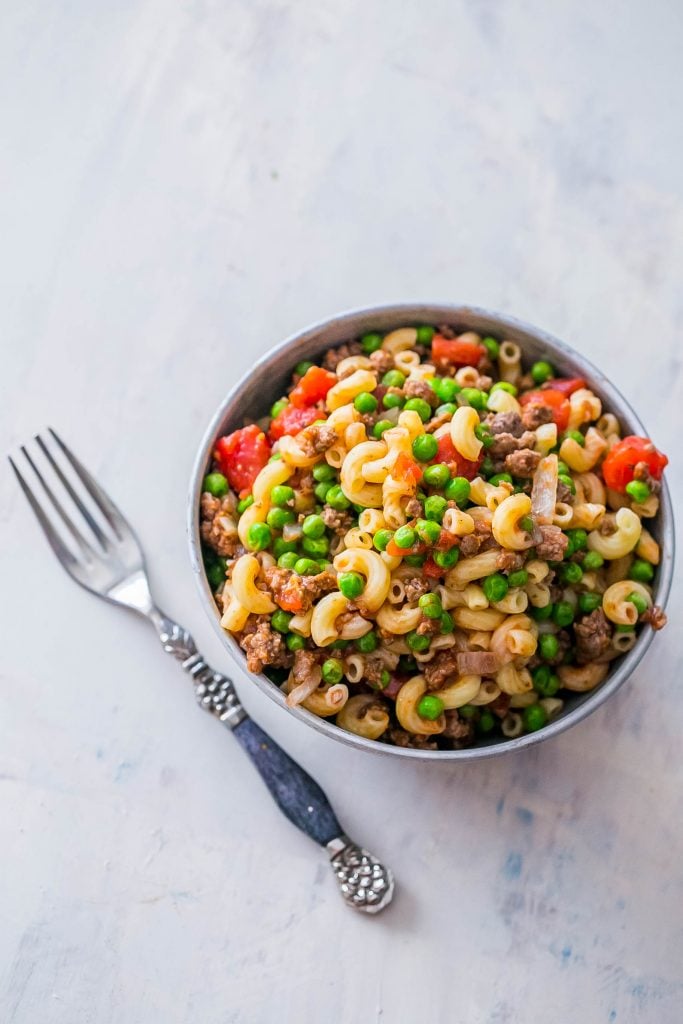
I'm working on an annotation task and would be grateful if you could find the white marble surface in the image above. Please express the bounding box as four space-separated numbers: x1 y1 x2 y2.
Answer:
2 1 682 1021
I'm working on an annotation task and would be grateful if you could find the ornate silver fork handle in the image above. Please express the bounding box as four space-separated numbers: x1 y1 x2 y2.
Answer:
10 429 394 916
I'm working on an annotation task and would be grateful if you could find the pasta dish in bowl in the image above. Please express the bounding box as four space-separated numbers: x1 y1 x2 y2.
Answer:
188 305 673 759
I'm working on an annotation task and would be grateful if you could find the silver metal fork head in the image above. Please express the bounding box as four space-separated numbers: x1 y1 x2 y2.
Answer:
9 428 157 619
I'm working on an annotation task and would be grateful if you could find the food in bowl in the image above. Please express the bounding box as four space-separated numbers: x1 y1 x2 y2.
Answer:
199 323 668 751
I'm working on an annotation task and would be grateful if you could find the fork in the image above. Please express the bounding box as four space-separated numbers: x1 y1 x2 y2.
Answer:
9 428 394 914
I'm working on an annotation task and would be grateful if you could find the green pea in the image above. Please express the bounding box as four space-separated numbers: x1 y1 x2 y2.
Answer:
507 569 529 588
398 655 418 674
482 336 500 359
629 559 654 583
533 665 560 697
361 332 383 354
440 611 454 634
424 495 447 522
266 507 294 530
285 633 305 652
523 704 548 732
270 609 293 634
302 514 325 539
430 377 460 403
270 398 289 419
330 638 350 650
373 419 394 439
615 624 635 633
412 434 438 462
488 472 513 486
418 592 443 619
382 391 405 410
481 456 496 477
531 602 554 621
314 481 332 502
382 369 405 388
356 630 377 653
404 553 427 567
531 360 554 384
582 551 604 571
627 592 648 615
271 484 294 507
247 522 271 551
351 391 377 415
556 460 570 476
273 537 298 558
338 571 365 599
268 453 283 463
625 479 650 503
458 704 477 719
369 669 391 691
326 485 350 510
558 473 575 495
482 573 509 603
295 360 314 377
566 528 588 551
489 381 518 397
433 547 459 569
539 633 560 661
423 463 450 489
563 429 585 446
206 559 227 590
277 551 299 570
311 463 335 483
237 495 254 514
415 519 442 545
561 562 583 584
520 515 535 533
417 694 444 720
393 525 417 549
577 592 602 614
461 387 487 410
321 658 344 684
406 631 431 652
403 397 432 422
416 325 435 344
203 472 229 497
294 557 319 575
553 601 575 627
373 529 394 552
477 711 496 733
444 476 471 505
302 536 329 557
474 423 494 448
435 402 457 418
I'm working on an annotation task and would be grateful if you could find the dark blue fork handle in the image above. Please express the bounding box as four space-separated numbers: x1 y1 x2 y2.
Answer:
233 717 344 847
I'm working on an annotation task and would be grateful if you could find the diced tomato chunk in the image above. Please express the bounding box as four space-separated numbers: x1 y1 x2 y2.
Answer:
430 434 482 480
432 335 485 367
423 556 446 578
290 366 337 408
519 388 570 432
602 436 668 492
394 452 423 485
541 376 586 396
216 425 271 496
435 528 459 551
268 404 318 442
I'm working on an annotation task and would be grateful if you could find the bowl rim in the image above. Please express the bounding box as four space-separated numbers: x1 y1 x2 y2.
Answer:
187 302 675 762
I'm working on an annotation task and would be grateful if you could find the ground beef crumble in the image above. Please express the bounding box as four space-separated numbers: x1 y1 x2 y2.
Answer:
574 609 612 663
263 567 337 613
642 605 667 630
388 728 439 750
404 378 438 406
442 710 474 743
535 525 569 561
404 576 429 602
504 448 542 478
489 429 538 459
238 615 292 673
521 403 554 430
368 349 394 374
297 423 337 457
322 341 362 371
496 550 525 572
321 506 353 535
200 492 240 557
488 412 524 437
424 650 459 690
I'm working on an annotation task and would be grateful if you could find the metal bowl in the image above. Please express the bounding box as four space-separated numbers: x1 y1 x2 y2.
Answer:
188 304 674 761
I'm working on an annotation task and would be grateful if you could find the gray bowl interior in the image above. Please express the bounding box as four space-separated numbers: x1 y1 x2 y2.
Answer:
188 304 674 762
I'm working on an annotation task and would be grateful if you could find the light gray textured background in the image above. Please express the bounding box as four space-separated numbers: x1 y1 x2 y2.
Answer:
2 2 682 1022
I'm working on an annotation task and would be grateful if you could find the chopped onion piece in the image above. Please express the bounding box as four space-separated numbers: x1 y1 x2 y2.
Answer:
531 454 559 526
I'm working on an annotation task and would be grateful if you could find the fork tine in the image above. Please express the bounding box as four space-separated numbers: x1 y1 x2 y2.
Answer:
35 433 110 550
8 456 79 569
20 445 97 560
48 428 127 541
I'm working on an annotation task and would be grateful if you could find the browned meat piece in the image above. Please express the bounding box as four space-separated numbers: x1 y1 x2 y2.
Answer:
456 651 501 675
388 728 439 750
535 525 569 560
297 424 338 457
200 492 239 557
263 567 337 613
360 655 389 688
459 533 482 558
521 403 554 430
321 506 353 535
475 375 493 392
289 469 315 510
416 615 442 637
442 710 474 743
404 497 423 519
633 461 662 495
238 616 292 673
424 650 459 690
322 341 362 371
642 605 667 630
488 412 524 437
458 519 494 559
404 378 438 406
425 408 454 433
292 648 319 684
489 692 511 719
489 430 538 458
505 448 542 478
404 576 429 602
574 608 612 663
437 324 456 338
369 348 394 374
557 481 574 504
496 550 525 572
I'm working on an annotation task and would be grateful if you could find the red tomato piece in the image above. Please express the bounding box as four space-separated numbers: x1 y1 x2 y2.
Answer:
432 335 486 367
385 538 427 558
216 425 271 496
394 452 423 485
602 436 668 492
435 528 459 551
430 434 482 480
541 376 586 396
268 404 318 442
423 556 446 578
289 366 337 408
519 389 570 432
